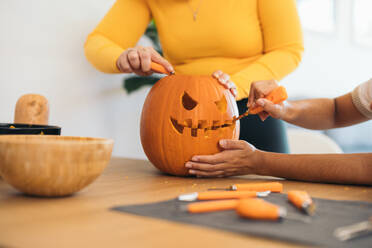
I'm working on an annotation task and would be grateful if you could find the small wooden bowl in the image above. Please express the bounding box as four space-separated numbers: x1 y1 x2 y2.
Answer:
0 135 114 196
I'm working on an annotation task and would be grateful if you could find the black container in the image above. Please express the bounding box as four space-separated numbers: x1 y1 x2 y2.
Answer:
0 123 61 135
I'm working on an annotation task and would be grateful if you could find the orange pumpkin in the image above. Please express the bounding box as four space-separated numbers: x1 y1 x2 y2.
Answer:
140 75 240 176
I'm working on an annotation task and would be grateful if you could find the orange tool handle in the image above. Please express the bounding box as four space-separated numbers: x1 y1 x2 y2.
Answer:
249 86 288 114
232 182 283 193
151 61 171 75
197 191 257 200
187 200 238 213
236 199 281 220
287 190 313 209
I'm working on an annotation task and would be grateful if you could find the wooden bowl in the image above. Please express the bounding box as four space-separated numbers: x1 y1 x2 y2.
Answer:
0 135 114 196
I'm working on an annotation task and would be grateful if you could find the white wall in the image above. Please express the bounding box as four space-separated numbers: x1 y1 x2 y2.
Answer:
0 0 148 159
285 0 372 151
1 0 371 158
285 31 372 151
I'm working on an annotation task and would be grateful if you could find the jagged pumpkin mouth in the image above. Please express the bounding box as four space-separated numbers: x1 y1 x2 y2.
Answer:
170 117 235 137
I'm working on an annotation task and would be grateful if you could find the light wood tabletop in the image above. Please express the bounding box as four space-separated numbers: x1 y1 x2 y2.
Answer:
0 157 371 248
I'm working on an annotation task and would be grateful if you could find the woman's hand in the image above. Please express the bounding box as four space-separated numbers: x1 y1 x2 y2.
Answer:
185 140 260 177
212 71 237 98
247 80 283 121
116 46 174 76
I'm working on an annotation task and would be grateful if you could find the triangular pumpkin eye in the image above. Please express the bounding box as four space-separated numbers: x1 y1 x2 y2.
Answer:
182 91 198 110
215 95 227 113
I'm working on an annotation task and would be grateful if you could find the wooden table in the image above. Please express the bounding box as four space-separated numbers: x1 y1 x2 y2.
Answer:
1 157 371 248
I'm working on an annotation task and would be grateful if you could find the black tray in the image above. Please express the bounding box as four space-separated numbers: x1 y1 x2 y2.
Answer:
0 123 61 135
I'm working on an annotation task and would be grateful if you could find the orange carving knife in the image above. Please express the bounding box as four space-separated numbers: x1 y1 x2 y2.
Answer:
150 61 174 75
187 199 238 213
287 190 316 215
209 182 283 193
178 190 270 201
234 86 288 122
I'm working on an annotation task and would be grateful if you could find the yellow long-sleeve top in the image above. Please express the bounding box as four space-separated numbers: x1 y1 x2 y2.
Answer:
84 0 303 100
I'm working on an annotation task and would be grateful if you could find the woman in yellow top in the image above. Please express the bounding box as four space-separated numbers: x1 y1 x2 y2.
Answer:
85 0 304 153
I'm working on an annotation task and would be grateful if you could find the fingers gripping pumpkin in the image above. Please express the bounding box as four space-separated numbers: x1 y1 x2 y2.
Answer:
140 75 240 176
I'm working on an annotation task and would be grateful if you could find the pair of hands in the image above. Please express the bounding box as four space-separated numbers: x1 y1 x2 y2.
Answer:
117 46 288 178
117 46 288 119
116 46 238 97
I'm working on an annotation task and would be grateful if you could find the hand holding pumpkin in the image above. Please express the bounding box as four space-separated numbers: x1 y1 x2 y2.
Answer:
185 140 260 177
212 71 238 98
116 46 174 76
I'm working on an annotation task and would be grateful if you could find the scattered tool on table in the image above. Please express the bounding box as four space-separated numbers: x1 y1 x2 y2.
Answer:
209 182 283 193
236 198 311 223
334 217 372 241
150 61 174 75
186 199 238 213
288 190 316 215
178 190 270 201
233 85 288 122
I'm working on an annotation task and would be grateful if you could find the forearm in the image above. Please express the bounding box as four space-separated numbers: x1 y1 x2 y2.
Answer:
84 34 124 73
283 98 336 129
283 93 368 129
84 0 150 73
256 151 372 185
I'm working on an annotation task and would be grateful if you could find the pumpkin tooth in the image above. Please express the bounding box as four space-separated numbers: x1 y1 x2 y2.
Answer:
170 118 184 134
212 120 221 130
198 120 208 129
191 119 198 129
183 119 193 128
204 120 213 130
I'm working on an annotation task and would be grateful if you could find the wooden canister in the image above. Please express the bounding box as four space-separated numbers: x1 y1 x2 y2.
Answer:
14 94 49 125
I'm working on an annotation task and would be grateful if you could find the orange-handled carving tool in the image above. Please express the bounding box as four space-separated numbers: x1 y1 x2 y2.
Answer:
209 182 283 193
187 199 238 213
236 198 284 221
150 61 174 75
234 86 288 122
287 190 316 215
236 198 311 223
178 190 270 201
232 182 283 192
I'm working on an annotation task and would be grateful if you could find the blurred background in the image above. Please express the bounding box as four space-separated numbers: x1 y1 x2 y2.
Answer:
0 0 371 158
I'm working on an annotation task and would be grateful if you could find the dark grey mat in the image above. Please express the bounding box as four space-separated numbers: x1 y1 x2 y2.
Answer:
112 194 372 247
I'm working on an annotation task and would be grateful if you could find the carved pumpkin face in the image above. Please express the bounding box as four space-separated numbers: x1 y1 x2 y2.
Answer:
140 75 240 176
